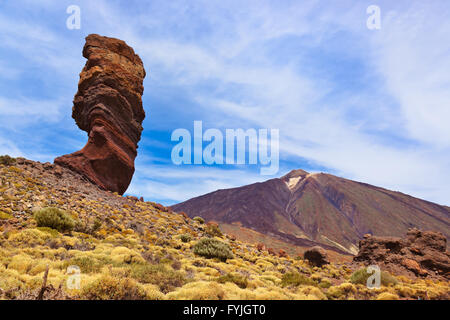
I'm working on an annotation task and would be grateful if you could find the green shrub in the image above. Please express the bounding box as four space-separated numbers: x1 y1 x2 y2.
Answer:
193 216 205 224
34 207 75 232
178 233 192 243
81 275 149 300
0 155 16 166
205 223 223 238
281 272 317 287
216 273 248 289
350 267 398 286
130 263 186 293
192 238 234 262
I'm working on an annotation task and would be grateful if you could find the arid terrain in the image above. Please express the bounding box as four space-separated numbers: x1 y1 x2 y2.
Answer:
0 156 449 300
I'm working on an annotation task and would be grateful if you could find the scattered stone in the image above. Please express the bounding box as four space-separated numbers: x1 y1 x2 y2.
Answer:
127 196 139 202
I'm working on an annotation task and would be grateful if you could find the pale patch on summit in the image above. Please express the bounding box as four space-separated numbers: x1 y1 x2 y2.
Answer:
286 176 302 190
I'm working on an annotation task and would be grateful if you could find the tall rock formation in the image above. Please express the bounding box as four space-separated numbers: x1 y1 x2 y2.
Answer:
55 34 146 195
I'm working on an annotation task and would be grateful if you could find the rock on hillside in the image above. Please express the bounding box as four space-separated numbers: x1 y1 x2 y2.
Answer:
354 229 450 280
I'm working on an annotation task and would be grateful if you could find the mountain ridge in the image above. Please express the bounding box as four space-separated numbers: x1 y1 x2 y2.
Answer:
172 169 450 254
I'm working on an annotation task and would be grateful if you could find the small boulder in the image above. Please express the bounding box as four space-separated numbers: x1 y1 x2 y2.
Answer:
304 246 330 267
401 258 428 276
278 249 288 258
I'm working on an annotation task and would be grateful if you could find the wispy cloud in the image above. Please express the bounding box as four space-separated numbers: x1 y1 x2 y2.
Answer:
0 0 449 206
0 97 64 123
0 137 23 158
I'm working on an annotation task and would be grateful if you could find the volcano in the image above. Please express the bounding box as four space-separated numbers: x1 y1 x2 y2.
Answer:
172 170 450 254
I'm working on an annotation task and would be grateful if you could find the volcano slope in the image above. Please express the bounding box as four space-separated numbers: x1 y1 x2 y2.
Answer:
172 169 450 255
1 157 448 300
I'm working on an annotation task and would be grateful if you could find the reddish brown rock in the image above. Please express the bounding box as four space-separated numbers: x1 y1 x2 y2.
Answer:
354 228 450 279
278 249 288 258
54 34 146 195
401 258 428 276
304 246 330 267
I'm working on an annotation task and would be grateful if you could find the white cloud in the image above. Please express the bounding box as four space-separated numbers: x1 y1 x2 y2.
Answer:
370 2 450 148
0 97 64 123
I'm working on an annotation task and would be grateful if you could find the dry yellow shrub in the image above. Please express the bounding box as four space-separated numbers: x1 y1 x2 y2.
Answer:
166 281 225 300
297 285 328 300
8 254 35 274
327 282 357 299
376 292 399 300
8 229 52 246
110 246 145 264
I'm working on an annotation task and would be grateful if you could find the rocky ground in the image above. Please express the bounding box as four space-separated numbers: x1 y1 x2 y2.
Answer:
0 157 449 300
354 229 450 280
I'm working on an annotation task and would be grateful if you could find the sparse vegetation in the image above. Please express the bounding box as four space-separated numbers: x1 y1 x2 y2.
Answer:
0 161 448 300
0 155 16 166
33 207 75 232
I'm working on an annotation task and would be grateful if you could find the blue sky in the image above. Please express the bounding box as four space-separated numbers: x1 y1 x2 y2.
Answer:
0 0 449 206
